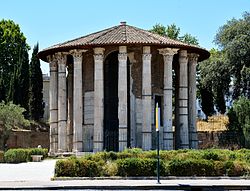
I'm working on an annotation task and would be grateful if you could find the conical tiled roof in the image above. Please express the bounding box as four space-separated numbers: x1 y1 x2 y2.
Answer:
38 22 210 61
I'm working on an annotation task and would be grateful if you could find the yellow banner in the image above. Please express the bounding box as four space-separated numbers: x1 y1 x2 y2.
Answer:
156 103 159 131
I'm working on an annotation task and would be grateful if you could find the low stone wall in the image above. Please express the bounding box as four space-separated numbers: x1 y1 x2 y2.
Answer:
6 130 49 149
198 131 223 149
5 130 232 150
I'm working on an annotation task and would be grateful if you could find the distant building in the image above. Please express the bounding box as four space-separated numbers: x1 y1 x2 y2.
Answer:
42 74 50 122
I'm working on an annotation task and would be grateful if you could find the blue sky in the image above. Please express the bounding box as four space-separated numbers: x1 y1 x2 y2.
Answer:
1 0 250 74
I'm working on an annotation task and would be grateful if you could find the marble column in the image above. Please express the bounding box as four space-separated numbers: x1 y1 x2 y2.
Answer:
118 46 128 151
142 46 152 150
188 53 199 149
93 47 105 152
158 48 179 150
67 63 73 152
57 52 67 152
178 50 189 149
47 55 58 155
128 52 136 148
70 49 86 153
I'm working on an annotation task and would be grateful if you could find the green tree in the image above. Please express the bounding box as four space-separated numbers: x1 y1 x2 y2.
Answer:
29 43 44 121
149 23 167 36
228 97 250 147
150 23 199 45
215 12 250 99
198 49 231 114
0 19 30 112
166 24 180 39
179 33 199 45
0 102 30 150
199 86 215 120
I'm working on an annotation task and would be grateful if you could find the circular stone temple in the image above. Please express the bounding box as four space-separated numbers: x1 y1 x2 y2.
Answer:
38 22 210 155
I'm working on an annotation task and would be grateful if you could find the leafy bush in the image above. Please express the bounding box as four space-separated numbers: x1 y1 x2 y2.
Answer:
55 158 102 177
116 157 161 176
103 161 118 176
0 102 30 150
202 150 220 160
214 161 225 176
4 149 29 163
227 97 250 147
55 159 76 177
53 149 250 177
29 148 48 159
169 159 214 176
4 148 48 163
76 158 101 177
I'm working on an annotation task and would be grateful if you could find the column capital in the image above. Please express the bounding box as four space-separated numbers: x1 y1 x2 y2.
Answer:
93 47 105 61
143 46 150 54
55 52 68 64
142 53 152 61
119 46 127 53
118 53 127 61
188 53 199 63
94 47 105 55
179 50 188 63
47 54 55 63
142 46 151 61
70 49 87 58
158 48 179 56
47 55 58 70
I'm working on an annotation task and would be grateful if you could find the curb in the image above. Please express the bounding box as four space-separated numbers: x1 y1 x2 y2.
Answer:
52 176 250 181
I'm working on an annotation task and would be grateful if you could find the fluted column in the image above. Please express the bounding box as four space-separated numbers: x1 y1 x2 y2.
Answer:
57 52 67 152
159 48 179 150
70 49 86 153
118 46 128 151
47 55 58 155
188 53 199 149
142 46 152 150
67 64 73 152
93 47 105 152
178 50 189 149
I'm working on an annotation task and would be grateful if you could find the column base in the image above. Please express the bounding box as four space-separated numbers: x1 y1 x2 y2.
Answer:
189 130 198 149
163 131 174 150
119 126 127 151
119 141 127 152
179 144 190 149
73 142 83 153
142 131 152 150
93 141 103 152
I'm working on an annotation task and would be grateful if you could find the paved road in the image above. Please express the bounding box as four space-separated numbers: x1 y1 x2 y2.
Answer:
0 159 56 181
1 179 250 190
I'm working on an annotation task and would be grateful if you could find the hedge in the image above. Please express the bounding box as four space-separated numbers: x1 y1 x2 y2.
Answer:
55 157 101 177
54 149 250 177
4 148 48 163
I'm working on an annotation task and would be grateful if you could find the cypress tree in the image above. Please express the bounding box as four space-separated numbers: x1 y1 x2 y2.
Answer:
13 48 30 116
29 43 44 121
200 87 215 121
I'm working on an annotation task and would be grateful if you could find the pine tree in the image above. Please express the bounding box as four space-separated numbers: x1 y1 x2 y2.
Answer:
29 43 44 121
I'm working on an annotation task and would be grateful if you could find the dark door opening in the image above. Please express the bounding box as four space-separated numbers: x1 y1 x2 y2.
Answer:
104 51 119 151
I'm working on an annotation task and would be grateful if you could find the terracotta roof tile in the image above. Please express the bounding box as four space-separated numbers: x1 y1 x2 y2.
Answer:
38 23 209 61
